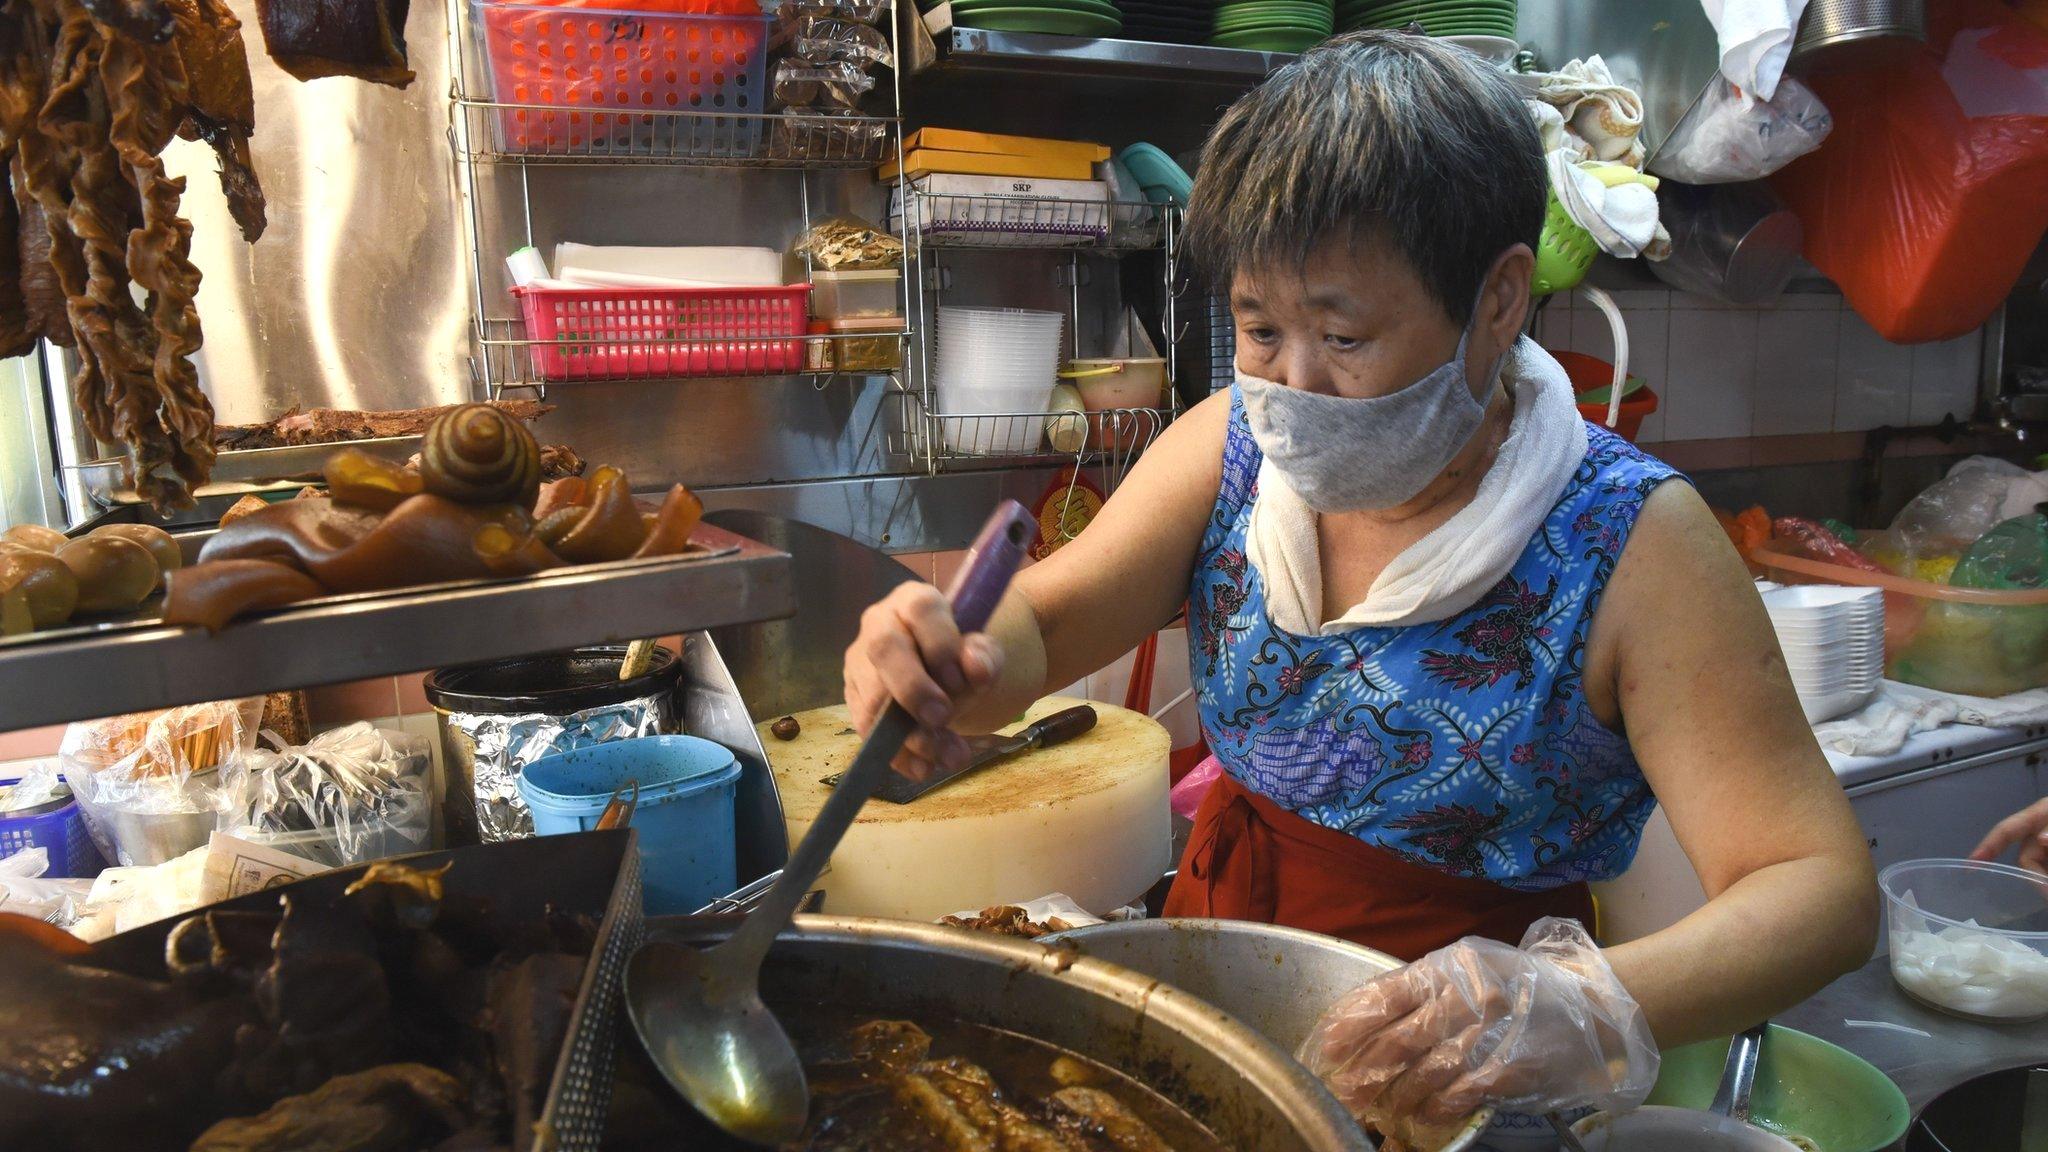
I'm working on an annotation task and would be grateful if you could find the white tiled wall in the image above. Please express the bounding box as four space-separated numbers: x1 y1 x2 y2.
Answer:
1536 288 1985 442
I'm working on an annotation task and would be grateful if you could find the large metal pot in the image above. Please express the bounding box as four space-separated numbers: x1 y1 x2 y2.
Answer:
646 914 1371 1152
1045 918 1492 1151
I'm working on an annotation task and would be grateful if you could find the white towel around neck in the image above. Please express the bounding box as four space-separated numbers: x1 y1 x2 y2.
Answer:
1247 338 1591 635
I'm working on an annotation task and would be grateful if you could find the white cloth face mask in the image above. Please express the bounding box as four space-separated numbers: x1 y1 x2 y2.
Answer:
1238 302 1505 512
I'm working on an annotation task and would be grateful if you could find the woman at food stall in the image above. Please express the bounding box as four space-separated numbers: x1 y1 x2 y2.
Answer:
844 31 1877 1136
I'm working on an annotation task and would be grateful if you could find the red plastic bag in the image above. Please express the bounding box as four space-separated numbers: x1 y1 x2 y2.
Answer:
1773 1 2048 343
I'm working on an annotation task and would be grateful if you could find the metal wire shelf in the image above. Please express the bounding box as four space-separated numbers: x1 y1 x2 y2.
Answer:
452 99 895 168
892 189 1170 252
886 388 1171 477
473 316 908 394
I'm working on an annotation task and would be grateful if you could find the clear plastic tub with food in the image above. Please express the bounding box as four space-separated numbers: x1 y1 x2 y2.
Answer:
1880 858 2048 1022
1750 535 2048 697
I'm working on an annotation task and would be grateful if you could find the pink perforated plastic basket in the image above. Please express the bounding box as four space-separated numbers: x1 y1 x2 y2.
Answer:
513 283 811 380
475 2 769 155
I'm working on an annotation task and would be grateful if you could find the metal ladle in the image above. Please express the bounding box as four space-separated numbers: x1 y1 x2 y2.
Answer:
624 501 1037 1146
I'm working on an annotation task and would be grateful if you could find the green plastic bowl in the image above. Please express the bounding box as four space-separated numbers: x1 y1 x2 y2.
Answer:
1644 1026 1910 1152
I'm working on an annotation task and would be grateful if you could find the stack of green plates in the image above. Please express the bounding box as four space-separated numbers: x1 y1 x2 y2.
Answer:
1336 0 1514 35
952 0 1124 37
1210 0 1331 51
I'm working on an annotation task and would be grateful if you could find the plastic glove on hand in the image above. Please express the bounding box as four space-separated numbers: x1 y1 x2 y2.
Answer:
1298 918 1658 1143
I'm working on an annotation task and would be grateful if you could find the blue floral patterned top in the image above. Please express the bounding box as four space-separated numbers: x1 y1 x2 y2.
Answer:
1187 388 1684 892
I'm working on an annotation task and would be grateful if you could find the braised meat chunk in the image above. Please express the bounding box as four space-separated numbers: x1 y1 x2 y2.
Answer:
215 401 553 450
188 1063 478 1152
253 0 413 86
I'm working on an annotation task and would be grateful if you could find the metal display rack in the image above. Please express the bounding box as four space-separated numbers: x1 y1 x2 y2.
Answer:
893 185 1182 492
930 26 1299 82
444 0 913 398
0 523 794 731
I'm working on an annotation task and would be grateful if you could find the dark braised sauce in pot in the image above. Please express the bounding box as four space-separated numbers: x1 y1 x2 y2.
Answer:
605 1009 1229 1151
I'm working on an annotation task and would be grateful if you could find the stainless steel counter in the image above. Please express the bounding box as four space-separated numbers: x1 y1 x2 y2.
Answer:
1780 951 2048 1140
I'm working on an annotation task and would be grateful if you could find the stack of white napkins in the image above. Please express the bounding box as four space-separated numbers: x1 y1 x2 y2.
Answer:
507 243 784 290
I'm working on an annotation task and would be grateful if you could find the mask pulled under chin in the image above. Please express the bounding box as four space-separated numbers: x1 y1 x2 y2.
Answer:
1237 333 1503 513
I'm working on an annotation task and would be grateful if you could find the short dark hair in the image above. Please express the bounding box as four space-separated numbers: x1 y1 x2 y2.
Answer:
1183 31 1546 324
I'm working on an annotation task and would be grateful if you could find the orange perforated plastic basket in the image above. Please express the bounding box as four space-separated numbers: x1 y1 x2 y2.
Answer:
513 283 811 380
476 2 768 155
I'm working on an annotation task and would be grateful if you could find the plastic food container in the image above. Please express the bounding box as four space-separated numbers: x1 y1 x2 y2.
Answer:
1880 858 2048 1022
520 735 740 915
935 306 1064 455
1750 536 2048 697
809 268 901 319
823 314 904 372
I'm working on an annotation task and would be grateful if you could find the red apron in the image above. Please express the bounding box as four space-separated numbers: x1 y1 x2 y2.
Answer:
1162 772 1595 962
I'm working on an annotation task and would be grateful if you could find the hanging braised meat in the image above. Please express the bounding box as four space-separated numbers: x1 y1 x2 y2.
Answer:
253 0 412 86
166 0 263 240
0 0 409 512
11 185 71 343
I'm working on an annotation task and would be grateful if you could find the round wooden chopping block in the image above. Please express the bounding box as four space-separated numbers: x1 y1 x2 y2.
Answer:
762 695 1171 921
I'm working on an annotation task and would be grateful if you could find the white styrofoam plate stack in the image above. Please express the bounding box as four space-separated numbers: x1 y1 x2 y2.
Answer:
1761 583 1886 724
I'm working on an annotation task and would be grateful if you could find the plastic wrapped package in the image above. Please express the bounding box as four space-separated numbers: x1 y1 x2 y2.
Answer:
1886 458 2048 565
78 845 213 939
0 847 93 929
1651 74 1831 184
792 214 903 271
217 723 438 867
1772 0 2048 342
772 15 893 68
60 700 263 867
773 58 876 110
1954 513 2048 590
776 0 890 26
1772 517 1883 572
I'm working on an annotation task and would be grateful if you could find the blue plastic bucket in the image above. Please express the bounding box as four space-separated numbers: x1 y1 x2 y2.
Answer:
518 736 740 915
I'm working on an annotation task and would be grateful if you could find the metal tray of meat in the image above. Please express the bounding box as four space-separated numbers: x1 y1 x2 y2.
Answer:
0 521 793 730
69 436 423 507
80 830 644 1152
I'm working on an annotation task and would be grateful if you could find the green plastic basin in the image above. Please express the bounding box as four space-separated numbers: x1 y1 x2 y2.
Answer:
1644 1026 1910 1152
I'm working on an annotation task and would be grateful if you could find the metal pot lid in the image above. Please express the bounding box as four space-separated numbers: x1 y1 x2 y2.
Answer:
1724 210 1806 305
